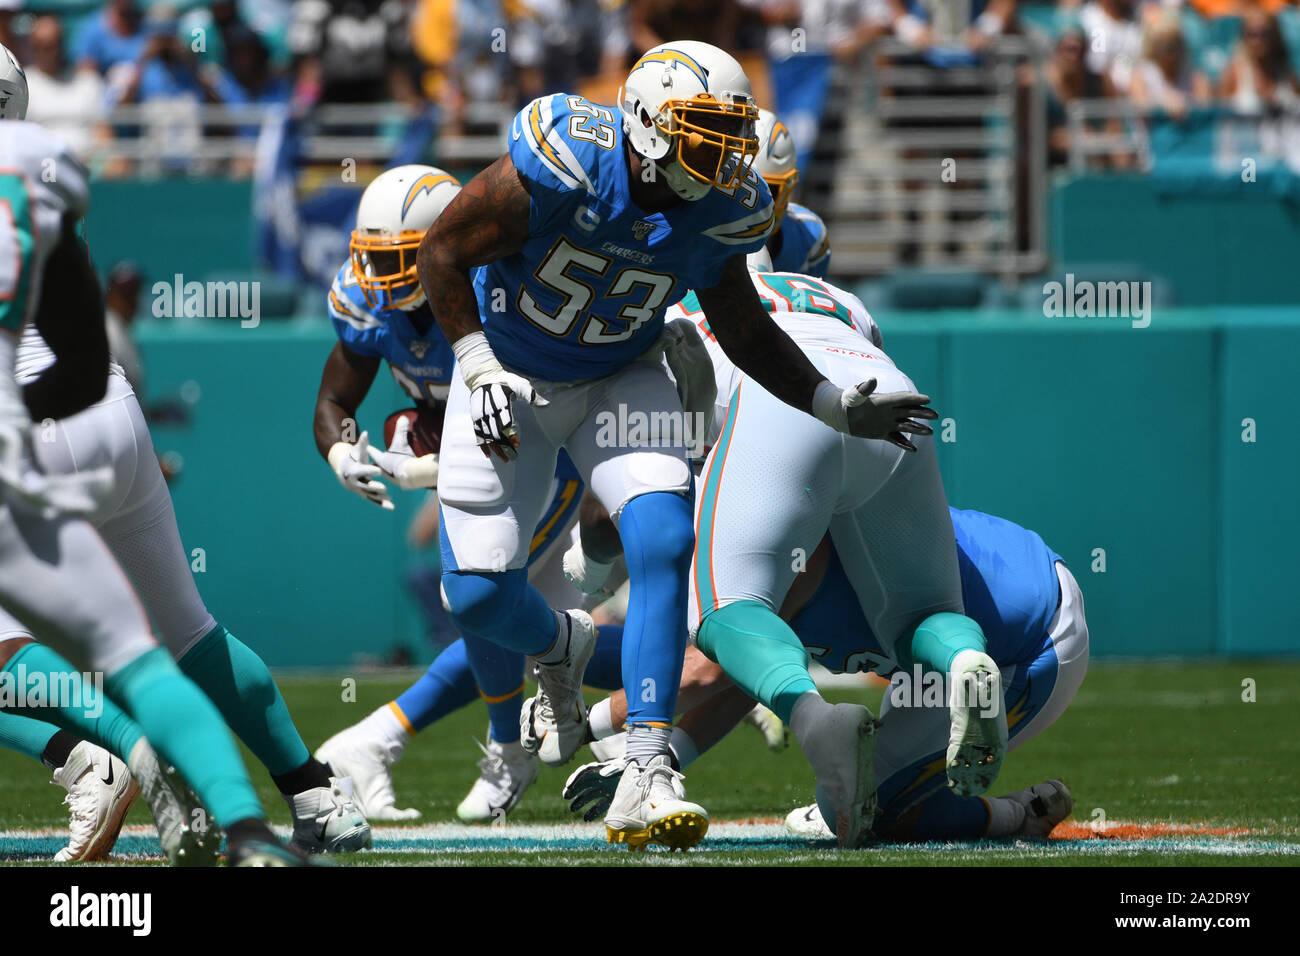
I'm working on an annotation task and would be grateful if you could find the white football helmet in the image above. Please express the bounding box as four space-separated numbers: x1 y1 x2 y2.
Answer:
753 108 798 227
0 44 28 121
350 164 461 310
618 40 759 201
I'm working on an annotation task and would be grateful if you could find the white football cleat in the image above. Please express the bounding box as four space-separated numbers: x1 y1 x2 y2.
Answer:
316 725 421 821
52 741 139 862
798 702 879 848
743 703 788 752
126 739 222 866
604 755 708 851
456 736 540 823
784 802 834 840
286 776 372 853
996 779 1074 838
589 731 627 763
521 609 597 767
945 650 1008 797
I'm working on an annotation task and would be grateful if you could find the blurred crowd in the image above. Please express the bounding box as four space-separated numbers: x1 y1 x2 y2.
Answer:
0 0 1296 173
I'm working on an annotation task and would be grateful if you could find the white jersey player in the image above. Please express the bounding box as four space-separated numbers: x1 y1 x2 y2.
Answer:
0 49 319 866
656 267 1004 847
0 318 371 859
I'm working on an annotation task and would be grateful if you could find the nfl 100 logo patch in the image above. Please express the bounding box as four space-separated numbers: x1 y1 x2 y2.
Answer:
409 340 431 359
631 219 656 241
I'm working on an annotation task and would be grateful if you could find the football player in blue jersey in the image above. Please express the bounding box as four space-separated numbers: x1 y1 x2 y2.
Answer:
565 506 1088 844
414 40 937 850
753 109 831 277
312 164 599 824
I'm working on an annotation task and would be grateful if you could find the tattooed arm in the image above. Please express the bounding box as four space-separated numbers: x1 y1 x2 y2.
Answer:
415 153 544 460
696 255 828 416
415 153 532 346
697 255 936 450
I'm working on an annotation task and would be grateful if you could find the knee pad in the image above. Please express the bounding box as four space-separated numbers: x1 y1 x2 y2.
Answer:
440 568 527 638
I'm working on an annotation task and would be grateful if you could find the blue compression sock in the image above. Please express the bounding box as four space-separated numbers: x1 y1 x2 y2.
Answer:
392 640 479 733
462 635 525 744
619 492 694 725
879 787 993 840
585 625 624 692
106 647 264 826
178 623 310 776
440 567 557 656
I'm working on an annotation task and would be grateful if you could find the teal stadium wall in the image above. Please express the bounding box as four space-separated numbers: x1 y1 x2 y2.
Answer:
88 178 1300 666
132 310 1299 667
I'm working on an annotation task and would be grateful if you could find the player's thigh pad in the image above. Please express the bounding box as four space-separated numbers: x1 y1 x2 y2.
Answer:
438 373 570 572
1005 562 1089 751
564 361 693 522
688 379 842 635
0 500 155 674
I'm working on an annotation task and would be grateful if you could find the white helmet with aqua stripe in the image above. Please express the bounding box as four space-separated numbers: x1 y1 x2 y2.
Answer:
619 40 760 202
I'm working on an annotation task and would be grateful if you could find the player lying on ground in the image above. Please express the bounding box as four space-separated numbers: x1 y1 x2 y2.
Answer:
416 39 934 850
0 55 317 866
552 262 1000 848
313 164 624 823
565 507 1088 841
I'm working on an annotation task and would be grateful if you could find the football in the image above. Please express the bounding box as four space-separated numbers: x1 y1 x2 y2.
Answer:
383 406 444 457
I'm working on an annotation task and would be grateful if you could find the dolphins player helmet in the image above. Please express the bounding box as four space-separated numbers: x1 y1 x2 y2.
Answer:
350 164 461 310
753 108 798 226
618 40 759 202
0 44 28 120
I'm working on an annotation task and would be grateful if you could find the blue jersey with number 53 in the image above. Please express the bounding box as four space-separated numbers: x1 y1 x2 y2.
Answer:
473 93 776 382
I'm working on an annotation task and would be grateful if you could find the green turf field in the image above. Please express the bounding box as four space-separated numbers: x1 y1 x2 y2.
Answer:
1 660 1296 865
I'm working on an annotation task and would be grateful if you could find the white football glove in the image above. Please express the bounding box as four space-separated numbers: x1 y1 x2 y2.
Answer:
366 415 440 490
562 536 618 600
812 379 938 451
327 430 394 510
453 331 547 461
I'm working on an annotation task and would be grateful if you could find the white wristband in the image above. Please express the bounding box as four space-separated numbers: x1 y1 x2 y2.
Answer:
327 441 353 473
812 379 848 434
452 331 504 392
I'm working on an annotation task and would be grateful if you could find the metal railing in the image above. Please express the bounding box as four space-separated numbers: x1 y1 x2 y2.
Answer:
1065 99 1151 172
818 37 1048 279
80 100 511 175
